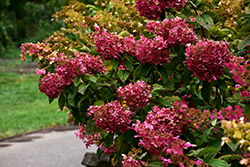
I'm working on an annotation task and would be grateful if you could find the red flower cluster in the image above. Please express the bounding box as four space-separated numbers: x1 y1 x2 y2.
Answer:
88 100 132 133
135 0 186 20
226 56 250 87
38 72 65 99
94 27 170 65
94 28 124 60
133 101 208 154
94 26 137 60
75 124 101 149
39 52 106 99
117 81 152 111
147 17 197 47
135 35 169 65
223 105 244 121
185 39 233 82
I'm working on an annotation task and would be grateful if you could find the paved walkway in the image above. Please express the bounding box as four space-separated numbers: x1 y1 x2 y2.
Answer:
0 128 97 167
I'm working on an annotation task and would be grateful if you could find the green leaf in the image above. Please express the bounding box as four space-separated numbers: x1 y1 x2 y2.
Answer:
96 148 104 158
205 159 229 167
157 65 168 83
104 132 114 148
118 70 130 82
124 129 137 145
133 64 142 80
164 80 174 91
94 100 104 106
153 83 166 92
148 161 164 167
208 139 222 151
58 93 66 111
112 59 120 71
74 77 82 86
78 83 89 95
196 147 219 158
139 152 147 159
195 14 214 31
124 59 134 72
88 76 97 83
244 104 250 116
115 135 124 152
226 141 239 152
48 97 54 103
141 63 151 77
155 97 171 107
219 154 242 162
201 81 211 102
217 79 227 91
68 93 75 107
85 119 95 135
238 35 250 50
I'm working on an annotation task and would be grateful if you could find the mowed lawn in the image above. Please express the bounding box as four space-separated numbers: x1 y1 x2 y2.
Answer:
0 72 69 139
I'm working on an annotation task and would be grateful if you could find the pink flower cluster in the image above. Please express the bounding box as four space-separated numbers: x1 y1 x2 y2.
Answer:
20 42 51 62
39 52 106 99
135 0 186 20
75 124 101 149
135 35 170 65
224 105 244 121
185 39 233 82
93 26 136 60
122 149 148 167
94 28 124 60
226 56 250 87
147 17 197 47
94 27 170 65
132 101 199 155
38 72 65 99
117 81 152 111
210 105 244 121
100 142 116 155
225 56 250 100
88 100 132 133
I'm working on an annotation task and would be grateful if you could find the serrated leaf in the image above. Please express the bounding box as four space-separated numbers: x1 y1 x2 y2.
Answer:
164 80 174 91
153 83 166 92
238 36 250 50
85 119 95 135
155 97 171 107
157 65 168 83
141 63 151 77
196 147 219 158
58 93 66 111
201 81 211 102
74 77 82 86
104 132 114 148
94 100 104 106
112 59 120 71
139 152 147 159
78 83 89 95
195 14 214 31
148 161 164 167
217 79 227 91
219 154 242 162
133 64 142 80
124 59 134 72
205 159 229 167
118 70 130 82
115 135 124 152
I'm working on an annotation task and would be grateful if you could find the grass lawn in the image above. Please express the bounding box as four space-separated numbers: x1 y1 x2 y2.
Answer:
0 69 69 139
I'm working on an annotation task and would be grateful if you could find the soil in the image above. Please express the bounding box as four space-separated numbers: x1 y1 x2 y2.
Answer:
0 58 39 75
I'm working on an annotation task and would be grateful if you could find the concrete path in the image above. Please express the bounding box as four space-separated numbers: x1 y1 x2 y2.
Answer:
0 129 98 167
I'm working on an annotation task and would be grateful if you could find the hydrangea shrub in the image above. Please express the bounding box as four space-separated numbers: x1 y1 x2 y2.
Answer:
21 0 250 166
